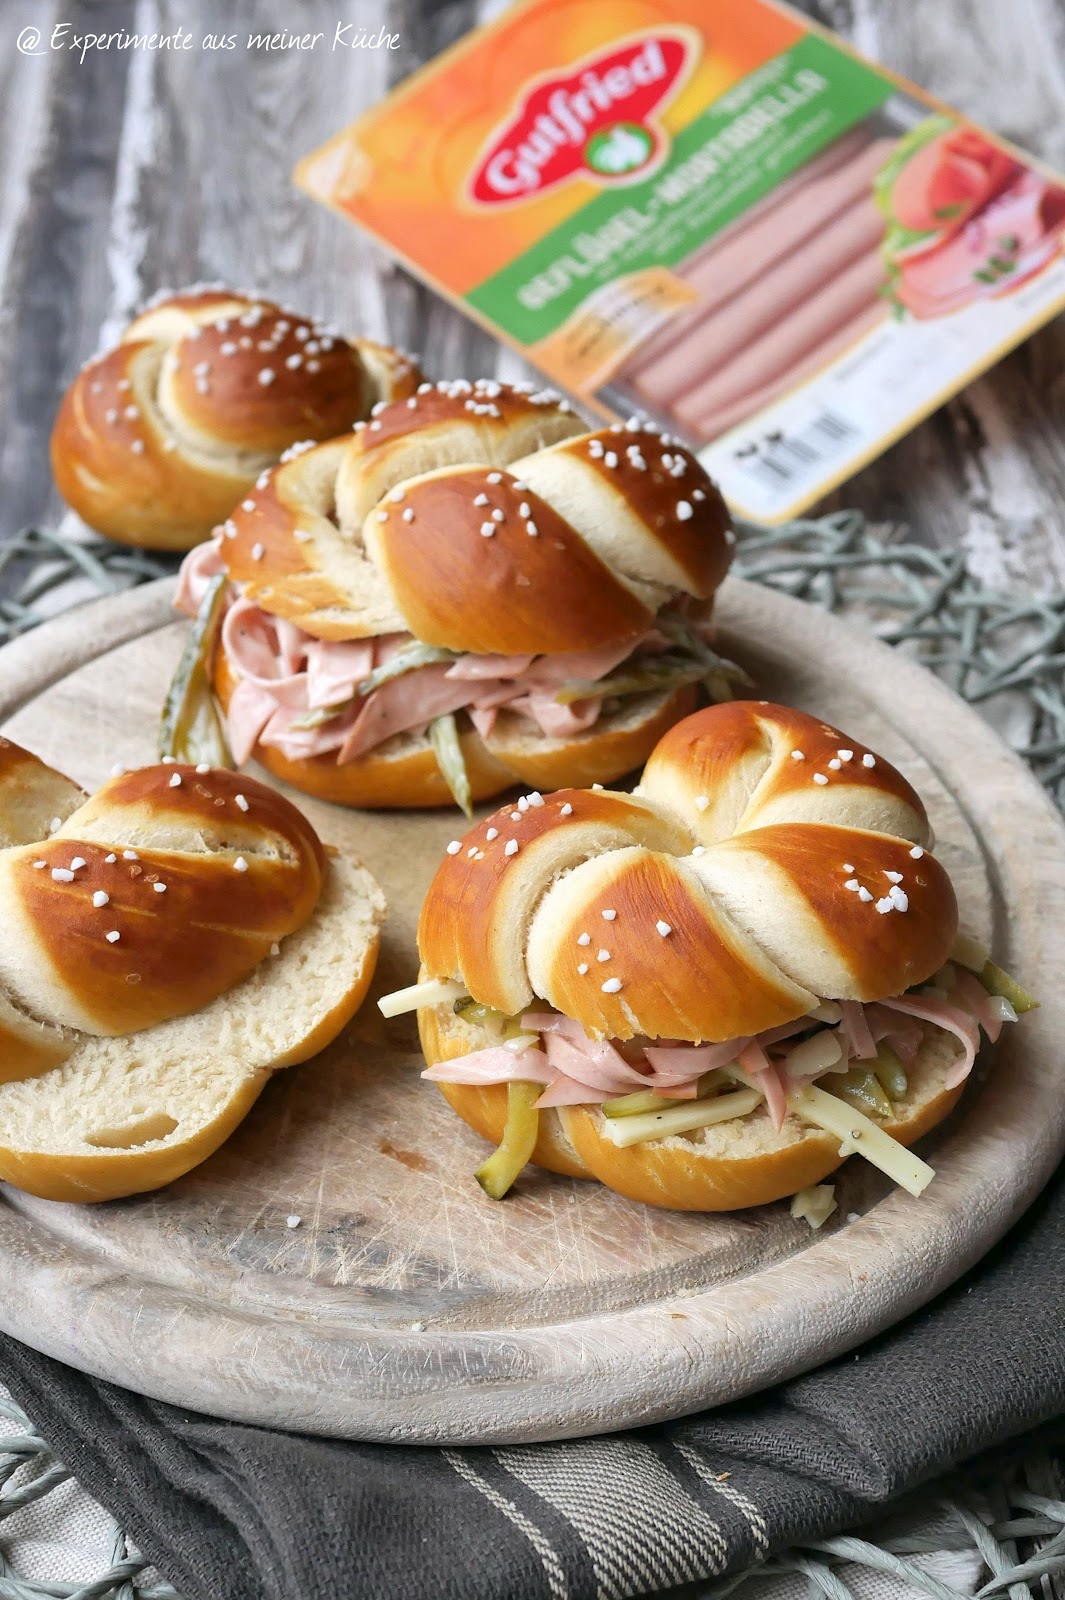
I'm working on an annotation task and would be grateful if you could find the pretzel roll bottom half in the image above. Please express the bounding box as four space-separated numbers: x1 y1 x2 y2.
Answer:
417 998 967 1209
213 649 698 810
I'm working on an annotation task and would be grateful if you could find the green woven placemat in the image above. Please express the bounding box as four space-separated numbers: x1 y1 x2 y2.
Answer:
1 515 1063 1600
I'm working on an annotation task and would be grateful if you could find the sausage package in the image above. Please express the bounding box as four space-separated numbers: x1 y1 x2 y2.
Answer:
296 0 1065 523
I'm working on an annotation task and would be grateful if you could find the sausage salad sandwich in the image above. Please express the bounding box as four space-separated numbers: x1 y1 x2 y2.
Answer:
379 702 1035 1212
165 384 738 811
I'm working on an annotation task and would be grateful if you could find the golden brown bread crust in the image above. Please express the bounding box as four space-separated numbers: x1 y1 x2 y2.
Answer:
50 288 423 552
366 465 655 654
417 701 958 1040
339 380 588 522
0 735 86 848
640 701 929 843
0 759 325 1040
213 647 697 810
219 384 591 639
363 432 733 654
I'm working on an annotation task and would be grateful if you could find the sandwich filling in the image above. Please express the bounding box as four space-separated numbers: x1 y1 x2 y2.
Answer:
175 541 741 804
405 944 1034 1198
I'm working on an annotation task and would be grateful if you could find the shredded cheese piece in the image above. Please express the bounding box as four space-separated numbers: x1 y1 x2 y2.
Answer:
790 1183 838 1229
600 1088 761 1149
787 1085 935 1197
377 978 468 1018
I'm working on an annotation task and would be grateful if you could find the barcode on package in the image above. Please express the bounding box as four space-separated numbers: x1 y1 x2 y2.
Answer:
731 411 860 491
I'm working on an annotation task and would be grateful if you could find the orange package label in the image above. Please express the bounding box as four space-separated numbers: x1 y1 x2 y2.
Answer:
297 0 1065 523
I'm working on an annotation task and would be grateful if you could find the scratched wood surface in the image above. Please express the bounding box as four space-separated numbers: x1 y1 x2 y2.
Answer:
0 577 1064 1442
1 0 1065 586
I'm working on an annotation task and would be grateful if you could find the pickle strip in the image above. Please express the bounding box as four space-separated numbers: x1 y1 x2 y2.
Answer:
158 574 234 767
429 712 473 817
475 1080 542 1199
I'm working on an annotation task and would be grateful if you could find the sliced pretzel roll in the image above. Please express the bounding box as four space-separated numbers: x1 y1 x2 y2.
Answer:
418 788 691 1016
0 737 86 849
418 702 958 1043
218 382 587 638
51 287 423 552
0 762 324 1040
0 740 86 1079
365 427 732 655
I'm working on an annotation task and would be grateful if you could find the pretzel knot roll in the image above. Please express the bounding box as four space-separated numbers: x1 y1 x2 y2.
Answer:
179 398 736 811
0 739 386 1203
407 702 1010 1213
51 287 423 552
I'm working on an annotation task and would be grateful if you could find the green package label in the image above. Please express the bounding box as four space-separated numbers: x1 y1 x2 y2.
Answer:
467 33 894 346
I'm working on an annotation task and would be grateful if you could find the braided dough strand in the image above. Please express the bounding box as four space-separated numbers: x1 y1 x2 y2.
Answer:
419 702 957 1041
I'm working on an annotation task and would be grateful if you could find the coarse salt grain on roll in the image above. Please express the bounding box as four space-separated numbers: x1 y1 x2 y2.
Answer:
51 286 424 552
390 701 1035 1211
167 390 738 811
0 738 384 1202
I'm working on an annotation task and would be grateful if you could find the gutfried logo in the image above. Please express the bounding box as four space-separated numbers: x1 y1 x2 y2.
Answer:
469 31 694 205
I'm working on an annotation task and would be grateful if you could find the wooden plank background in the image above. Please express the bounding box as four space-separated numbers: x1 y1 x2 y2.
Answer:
1 0 1063 590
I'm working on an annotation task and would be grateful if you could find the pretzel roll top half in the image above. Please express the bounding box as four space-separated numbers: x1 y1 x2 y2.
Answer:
217 383 592 640
418 788 690 1017
0 762 325 1039
418 702 958 1041
365 426 733 656
220 438 405 641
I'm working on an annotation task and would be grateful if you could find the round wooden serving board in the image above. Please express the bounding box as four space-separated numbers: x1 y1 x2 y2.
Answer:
0 577 1062 1445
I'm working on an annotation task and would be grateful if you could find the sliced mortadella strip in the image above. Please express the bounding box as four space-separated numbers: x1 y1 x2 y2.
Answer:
259 702 355 762
738 1039 788 1132
176 539 227 617
222 598 308 706
422 1044 554 1085
339 663 508 761
624 130 879 377
507 692 602 739
636 190 886 410
643 1039 750 1077
226 678 285 765
520 634 645 689
673 247 887 429
446 653 535 681
535 1077 614 1107
688 301 887 441
542 1029 651 1094
951 970 1005 1043
840 999 878 1060
305 637 374 709
876 995 980 1088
